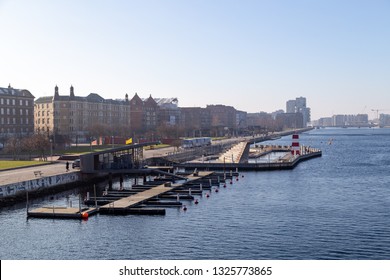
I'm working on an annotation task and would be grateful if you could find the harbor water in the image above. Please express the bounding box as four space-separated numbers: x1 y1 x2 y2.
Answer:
1 128 390 260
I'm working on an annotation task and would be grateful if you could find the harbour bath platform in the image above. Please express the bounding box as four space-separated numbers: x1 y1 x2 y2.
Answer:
27 171 214 219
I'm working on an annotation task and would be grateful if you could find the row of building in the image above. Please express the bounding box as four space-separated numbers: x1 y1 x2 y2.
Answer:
1 84 311 145
315 114 370 127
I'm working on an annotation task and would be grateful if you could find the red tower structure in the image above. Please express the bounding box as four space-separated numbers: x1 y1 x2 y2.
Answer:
291 134 300 156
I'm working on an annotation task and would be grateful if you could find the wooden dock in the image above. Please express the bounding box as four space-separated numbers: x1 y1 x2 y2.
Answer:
27 206 98 219
99 184 174 213
177 151 322 171
26 171 214 218
99 171 213 214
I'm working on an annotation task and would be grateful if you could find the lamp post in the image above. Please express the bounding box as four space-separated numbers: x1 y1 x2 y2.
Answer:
49 139 53 161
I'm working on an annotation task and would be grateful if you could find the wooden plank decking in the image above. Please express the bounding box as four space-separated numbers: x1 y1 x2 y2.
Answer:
28 206 98 219
99 184 174 211
27 171 214 217
99 171 213 213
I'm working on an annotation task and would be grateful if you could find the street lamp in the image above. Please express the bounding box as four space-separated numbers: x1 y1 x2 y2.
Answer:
49 139 53 161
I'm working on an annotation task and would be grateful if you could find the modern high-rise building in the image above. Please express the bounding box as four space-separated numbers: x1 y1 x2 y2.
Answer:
0 84 35 137
286 97 311 127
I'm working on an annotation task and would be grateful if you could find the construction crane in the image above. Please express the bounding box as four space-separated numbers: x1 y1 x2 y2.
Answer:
371 109 390 123
371 109 382 120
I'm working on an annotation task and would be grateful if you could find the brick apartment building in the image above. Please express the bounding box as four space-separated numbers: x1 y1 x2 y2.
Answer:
0 84 35 137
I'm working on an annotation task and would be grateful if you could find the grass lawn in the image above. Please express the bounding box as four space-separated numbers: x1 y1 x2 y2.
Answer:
0 160 47 170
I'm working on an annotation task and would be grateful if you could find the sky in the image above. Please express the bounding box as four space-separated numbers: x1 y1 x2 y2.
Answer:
1 0 389 120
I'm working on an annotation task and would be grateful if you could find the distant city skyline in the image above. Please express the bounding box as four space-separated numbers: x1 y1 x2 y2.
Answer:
1 0 389 120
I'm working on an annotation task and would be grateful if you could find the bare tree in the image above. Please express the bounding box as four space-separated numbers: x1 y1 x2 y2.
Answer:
21 137 36 160
5 137 21 160
87 123 108 145
32 133 50 161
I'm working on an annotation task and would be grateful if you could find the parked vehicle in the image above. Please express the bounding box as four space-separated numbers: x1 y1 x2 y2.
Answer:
72 159 81 169
182 137 212 149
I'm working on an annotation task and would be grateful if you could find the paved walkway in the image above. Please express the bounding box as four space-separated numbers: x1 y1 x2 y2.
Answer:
0 162 78 186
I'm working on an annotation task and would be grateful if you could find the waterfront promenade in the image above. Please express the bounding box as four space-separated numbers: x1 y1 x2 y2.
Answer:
0 161 70 186
0 128 313 203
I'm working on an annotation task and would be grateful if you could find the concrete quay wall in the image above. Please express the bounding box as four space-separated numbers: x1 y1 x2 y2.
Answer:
0 172 81 199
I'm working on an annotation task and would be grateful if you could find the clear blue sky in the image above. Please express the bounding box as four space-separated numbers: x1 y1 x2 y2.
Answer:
1 0 389 120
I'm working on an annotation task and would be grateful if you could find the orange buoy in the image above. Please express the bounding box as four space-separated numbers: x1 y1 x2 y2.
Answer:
81 212 89 219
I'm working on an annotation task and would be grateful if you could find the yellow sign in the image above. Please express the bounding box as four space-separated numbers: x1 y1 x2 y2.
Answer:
126 138 133 145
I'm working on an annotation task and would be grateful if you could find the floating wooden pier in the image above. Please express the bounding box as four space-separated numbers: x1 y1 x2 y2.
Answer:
27 171 217 218
99 171 212 215
27 206 98 219
177 151 322 171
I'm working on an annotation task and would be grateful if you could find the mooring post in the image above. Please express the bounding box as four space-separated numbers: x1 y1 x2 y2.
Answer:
26 191 29 215
200 183 203 191
108 172 113 190
93 184 97 209
189 188 192 196
79 194 82 213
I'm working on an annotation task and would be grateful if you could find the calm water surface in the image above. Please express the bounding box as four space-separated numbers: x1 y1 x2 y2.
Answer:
1 128 390 260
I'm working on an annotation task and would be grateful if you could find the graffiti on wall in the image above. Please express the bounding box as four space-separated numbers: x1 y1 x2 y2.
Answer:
0 172 81 198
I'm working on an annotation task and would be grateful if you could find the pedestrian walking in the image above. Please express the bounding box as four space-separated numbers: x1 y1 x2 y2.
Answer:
66 161 69 172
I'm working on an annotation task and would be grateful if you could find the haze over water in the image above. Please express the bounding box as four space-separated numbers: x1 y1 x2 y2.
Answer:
1 128 390 260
